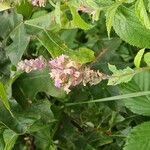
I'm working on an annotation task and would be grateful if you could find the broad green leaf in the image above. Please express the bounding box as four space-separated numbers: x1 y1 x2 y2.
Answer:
0 99 54 134
6 23 30 65
134 48 145 68
121 71 150 116
124 121 150 150
15 100 55 133
3 129 18 150
0 2 11 12
37 30 95 64
113 7 150 48
0 101 32 134
12 68 66 106
108 64 135 85
0 82 12 115
135 0 150 29
105 2 122 38
0 11 22 39
144 52 150 66
2 11 30 65
33 126 55 149
37 30 64 57
25 12 58 33
69 5 92 30
0 12 11 39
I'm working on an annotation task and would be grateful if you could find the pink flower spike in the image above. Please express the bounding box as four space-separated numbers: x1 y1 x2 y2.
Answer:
17 56 46 73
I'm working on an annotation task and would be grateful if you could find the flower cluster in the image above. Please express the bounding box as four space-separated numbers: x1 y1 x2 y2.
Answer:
17 56 46 73
48 55 108 93
31 0 45 7
48 55 82 93
17 55 108 94
82 67 108 86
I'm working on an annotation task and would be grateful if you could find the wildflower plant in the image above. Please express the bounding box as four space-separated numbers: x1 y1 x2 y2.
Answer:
0 0 150 150
17 55 108 94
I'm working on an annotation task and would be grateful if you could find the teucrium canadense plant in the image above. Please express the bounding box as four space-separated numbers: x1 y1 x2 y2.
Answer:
0 0 150 149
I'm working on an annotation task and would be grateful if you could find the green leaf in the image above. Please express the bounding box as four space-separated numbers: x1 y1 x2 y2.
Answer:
3 129 18 150
105 2 122 37
0 99 54 134
12 68 66 106
6 23 30 65
0 11 22 40
0 101 33 134
0 82 12 115
69 5 92 30
108 64 135 85
121 71 150 116
75 47 95 64
37 30 65 58
25 12 57 33
134 48 145 68
148 0 150 12
15 100 55 133
37 30 95 64
33 126 55 149
144 52 150 66
0 128 5 149
113 6 150 48
124 121 150 150
135 0 150 30
16 0 33 19
0 2 11 12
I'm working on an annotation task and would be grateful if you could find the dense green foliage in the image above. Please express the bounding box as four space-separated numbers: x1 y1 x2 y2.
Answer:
0 0 150 149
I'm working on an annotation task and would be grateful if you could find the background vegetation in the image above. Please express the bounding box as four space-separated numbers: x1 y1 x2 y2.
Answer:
0 0 150 149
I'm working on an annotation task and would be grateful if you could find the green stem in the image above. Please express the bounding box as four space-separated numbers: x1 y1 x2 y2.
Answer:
65 91 150 106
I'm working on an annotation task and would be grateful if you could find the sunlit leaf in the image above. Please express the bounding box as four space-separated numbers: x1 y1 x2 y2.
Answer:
122 71 150 116
144 52 150 66
134 48 145 68
135 0 150 29
124 122 150 150
108 64 135 85
113 7 150 48
69 5 93 30
0 2 11 12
